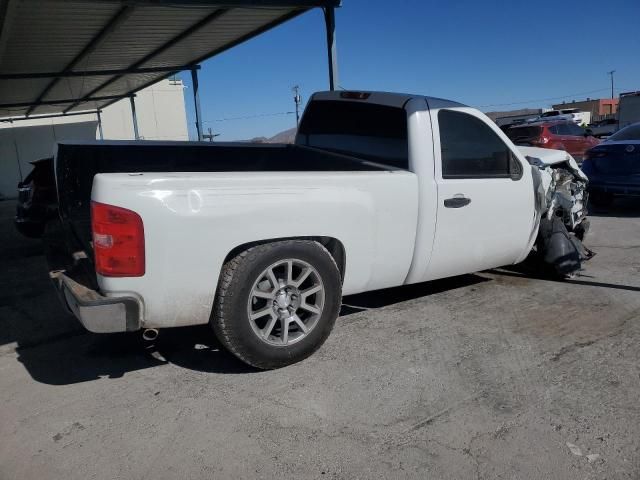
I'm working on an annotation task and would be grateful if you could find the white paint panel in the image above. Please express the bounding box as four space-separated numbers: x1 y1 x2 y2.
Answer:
92 171 419 329
426 107 537 281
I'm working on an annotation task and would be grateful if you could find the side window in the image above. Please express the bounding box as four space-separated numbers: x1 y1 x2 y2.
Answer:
566 123 585 136
438 109 521 179
549 125 560 135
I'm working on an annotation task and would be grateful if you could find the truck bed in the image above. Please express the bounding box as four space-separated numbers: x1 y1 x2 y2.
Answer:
54 141 396 261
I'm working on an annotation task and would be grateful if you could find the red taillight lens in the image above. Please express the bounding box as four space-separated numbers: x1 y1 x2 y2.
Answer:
91 201 145 277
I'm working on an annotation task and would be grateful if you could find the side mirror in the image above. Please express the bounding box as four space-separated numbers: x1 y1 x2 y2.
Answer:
584 128 593 137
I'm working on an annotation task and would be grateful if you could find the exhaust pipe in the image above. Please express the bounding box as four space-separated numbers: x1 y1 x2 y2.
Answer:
142 328 159 342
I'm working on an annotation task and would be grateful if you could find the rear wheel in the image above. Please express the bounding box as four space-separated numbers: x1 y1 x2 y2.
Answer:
212 240 342 369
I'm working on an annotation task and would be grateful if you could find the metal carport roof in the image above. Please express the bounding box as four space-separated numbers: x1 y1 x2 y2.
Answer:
0 0 340 122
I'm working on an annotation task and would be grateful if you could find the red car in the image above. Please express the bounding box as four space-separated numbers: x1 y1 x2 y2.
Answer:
507 121 600 162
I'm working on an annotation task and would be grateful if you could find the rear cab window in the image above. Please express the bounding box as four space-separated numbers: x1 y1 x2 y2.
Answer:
438 109 522 179
297 100 409 169
507 126 542 143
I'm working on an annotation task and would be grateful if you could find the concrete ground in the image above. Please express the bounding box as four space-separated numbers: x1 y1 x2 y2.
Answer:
1 198 639 480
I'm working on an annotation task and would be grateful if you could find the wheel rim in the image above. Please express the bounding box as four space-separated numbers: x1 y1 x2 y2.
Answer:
247 258 325 346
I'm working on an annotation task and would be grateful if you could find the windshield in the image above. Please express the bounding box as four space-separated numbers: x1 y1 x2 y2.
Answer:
608 123 640 141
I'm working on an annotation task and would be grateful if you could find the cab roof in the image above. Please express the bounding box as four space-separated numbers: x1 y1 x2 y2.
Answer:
310 91 466 110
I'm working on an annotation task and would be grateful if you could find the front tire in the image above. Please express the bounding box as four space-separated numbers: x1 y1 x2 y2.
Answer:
211 240 342 369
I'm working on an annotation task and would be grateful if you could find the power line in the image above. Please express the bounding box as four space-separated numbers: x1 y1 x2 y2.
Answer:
477 88 611 109
204 111 295 123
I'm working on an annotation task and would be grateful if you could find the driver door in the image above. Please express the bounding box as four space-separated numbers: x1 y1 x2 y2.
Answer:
425 108 535 281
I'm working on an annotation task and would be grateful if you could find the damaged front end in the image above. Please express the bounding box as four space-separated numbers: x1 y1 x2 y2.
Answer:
520 147 595 276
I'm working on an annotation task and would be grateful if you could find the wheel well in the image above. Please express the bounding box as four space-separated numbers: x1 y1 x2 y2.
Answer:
223 237 346 282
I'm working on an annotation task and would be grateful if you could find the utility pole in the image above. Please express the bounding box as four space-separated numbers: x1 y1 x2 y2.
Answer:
608 70 616 99
203 127 220 142
292 85 302 126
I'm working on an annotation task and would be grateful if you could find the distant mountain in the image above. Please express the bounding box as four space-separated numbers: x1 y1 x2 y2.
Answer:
246 127 297 144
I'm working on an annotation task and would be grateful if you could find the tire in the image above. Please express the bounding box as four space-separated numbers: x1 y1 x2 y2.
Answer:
211 240 342 369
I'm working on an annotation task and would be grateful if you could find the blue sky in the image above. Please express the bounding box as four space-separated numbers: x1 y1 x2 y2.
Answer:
181 0 640 141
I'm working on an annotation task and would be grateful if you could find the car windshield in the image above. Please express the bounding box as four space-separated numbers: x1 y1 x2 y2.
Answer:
608 123 640 141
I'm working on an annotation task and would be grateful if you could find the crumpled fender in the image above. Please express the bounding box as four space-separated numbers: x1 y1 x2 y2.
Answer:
538 217 595 276
518 146 594 275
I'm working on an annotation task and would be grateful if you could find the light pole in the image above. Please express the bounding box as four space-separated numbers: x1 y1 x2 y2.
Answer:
608 70 616 99
292 86 302 126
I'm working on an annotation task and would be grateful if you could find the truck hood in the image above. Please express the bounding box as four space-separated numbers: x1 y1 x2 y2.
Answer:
521 145 590 274
518 145 572 165
517 146 588 182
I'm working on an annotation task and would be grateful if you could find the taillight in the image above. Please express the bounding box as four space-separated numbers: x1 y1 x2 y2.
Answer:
91 201 145 277
340 91 371 100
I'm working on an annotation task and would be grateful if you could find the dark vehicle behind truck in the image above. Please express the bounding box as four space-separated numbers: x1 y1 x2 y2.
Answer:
14 157 57 238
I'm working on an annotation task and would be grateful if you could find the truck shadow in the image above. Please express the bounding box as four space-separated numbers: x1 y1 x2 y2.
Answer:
14 274 489 386
3 198 492 385
491 251 640 293
588 196 640 218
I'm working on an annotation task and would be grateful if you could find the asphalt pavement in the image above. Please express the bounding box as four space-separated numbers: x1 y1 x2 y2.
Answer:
1 199 639 479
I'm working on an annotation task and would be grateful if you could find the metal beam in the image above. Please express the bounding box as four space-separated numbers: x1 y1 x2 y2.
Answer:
0 109 99 123
324 6 338 91
0 64 199 80
88 1 340 6
27 6 134 117
129 96 140 140
0 0 16 63
190 67 203 141
0 94 126 109
64 8 228 114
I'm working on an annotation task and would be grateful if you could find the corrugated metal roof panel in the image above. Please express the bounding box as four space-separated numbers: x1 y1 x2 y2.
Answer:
0 0 338 118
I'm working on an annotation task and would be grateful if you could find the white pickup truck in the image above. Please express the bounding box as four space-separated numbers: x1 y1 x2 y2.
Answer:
46 91 591 369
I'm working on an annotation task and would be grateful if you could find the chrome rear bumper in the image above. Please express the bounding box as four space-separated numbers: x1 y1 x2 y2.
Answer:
51 271 141 333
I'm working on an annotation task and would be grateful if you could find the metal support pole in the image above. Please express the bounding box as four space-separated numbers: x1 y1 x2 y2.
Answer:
129 95 140 140
324 7 339 91
608 70 615 100
96 110 104 140
293 85 301 126
191 67 204 141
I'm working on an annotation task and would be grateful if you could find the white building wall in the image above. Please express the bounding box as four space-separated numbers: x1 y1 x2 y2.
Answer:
0 79 189 198
99 78 189 141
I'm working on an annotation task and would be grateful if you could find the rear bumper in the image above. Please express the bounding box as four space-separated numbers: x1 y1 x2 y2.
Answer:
51 271 141 333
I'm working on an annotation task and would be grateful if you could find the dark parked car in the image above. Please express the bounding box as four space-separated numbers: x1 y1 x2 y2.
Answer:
14 157 57 237
506 120 600 163
588 118 618 138
581 122 640 206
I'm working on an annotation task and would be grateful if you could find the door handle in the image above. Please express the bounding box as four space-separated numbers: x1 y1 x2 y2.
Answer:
444 195 471 208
